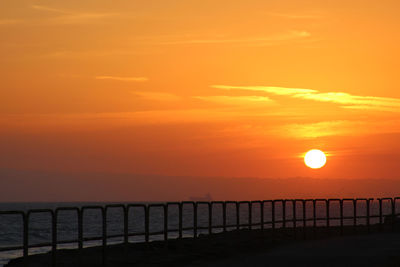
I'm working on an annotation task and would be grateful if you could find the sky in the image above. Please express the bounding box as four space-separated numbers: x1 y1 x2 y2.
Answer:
1 0 400 200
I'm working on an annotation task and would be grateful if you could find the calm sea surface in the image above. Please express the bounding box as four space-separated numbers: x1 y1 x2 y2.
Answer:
0 200 397 266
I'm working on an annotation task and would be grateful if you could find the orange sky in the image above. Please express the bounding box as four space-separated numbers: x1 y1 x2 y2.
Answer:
1 0 400 196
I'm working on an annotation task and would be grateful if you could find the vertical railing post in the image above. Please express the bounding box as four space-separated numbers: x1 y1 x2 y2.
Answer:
324 199 329 237
122 205 128 264
353 199 357 232
340 200 344 236
379 198 383 231
312 199 316 227
123 206 128 245
260 201 264 231
208 203 212 235
392 198 395 232
282 200 286 229
248 202 252 230
164 204 168 241
312 199 316 238
23 212 28 259
367 199 371 233
223 202 227 232
102 208 107 267
52 210 57 267
78 209 83 250
194 203 198 238
292 200 296 239
78 208 83 266
326 199 330 229
236 202 240 230
179 203 183 239
302 200 306 240
272 201 276 234
145 205 150 243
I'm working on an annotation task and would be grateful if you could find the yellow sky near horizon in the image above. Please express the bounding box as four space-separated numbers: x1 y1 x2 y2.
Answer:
1 0 400 180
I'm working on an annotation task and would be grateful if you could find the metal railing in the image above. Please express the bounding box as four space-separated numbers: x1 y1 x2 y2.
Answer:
1 197 399 266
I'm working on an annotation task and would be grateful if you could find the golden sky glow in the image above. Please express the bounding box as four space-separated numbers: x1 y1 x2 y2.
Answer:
1 0 400 185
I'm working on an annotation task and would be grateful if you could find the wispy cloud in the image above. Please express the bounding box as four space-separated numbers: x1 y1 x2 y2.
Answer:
280 120 356 138
278 120 400 139
157 31 311 46
31 5 68 14
95 76 148 82
212 85 316 96
195 95 273 107
293 92 400 110
31 4 117 24
212 85 400 111
341 105 400 112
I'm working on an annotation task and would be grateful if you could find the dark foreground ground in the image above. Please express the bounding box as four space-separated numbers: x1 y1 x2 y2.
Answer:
7 224 400 267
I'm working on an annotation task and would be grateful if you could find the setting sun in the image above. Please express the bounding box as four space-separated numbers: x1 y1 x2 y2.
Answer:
304 149 327 169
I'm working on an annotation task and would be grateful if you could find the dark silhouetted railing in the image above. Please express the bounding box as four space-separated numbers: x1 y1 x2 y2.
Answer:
1 197 399 266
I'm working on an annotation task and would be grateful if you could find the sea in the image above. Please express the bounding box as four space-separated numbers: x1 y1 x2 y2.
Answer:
0 200 397 266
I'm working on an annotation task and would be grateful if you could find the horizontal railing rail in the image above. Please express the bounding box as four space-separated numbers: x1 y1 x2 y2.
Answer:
1 197 399 266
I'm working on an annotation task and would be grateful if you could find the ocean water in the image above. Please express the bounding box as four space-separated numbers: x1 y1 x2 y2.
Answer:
0 200 397 266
